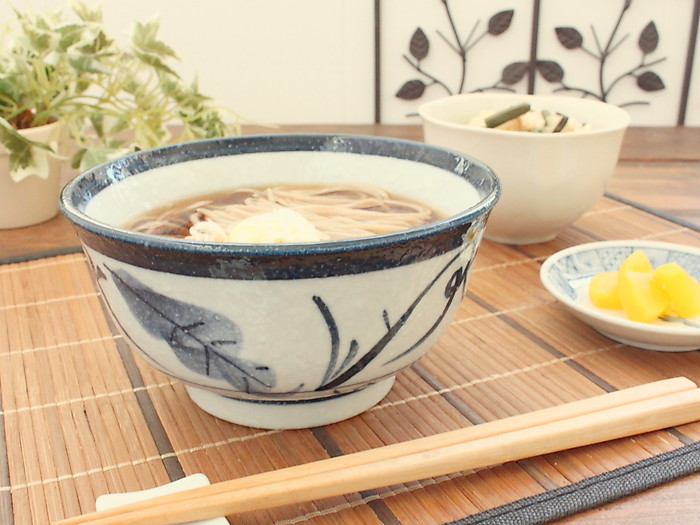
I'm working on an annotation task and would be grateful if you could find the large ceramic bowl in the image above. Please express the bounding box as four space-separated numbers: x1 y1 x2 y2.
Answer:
419 93 630 244
60 134 500 429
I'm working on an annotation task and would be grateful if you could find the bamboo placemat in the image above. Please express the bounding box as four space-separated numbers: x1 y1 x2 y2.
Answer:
2 196 700 525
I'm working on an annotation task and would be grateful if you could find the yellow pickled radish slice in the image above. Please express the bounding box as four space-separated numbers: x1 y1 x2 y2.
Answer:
619 249 653 273
652 262 700 318
589 271 621 309
618 270 670 323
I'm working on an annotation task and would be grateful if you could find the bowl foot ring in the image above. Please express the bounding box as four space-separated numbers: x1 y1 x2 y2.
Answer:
186 377 395 429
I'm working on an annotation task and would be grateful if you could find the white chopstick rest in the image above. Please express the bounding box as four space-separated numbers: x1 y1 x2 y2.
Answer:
95 474 227 525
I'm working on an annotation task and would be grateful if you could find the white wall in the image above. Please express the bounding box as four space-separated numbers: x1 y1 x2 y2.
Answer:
2 0 376 125
3 1 699 126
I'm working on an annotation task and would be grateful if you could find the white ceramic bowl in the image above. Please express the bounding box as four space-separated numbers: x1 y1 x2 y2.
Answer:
419 93 630 244
541 240 700 352
60 134 500 429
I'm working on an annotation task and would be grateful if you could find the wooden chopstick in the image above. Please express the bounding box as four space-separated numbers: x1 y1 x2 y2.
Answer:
56 377 700 525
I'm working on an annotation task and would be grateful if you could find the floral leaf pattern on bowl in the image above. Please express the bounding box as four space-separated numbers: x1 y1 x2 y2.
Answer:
106 266 275 393
94 244 475 396
316 249 471 391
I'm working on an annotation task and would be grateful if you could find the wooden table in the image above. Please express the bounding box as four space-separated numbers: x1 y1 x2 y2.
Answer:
1 125 699 524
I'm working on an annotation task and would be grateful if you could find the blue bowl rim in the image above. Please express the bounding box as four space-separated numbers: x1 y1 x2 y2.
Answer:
60 133 501 257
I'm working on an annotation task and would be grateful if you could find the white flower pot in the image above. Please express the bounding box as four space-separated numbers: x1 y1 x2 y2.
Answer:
0 120 65 229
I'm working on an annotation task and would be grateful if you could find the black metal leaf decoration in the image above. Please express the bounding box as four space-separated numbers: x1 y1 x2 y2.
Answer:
501 61 530 85
536 60 565 83
637 71 665 91
555 27 583 49
108 267 275 392
488 10 514 36
638 21 659 54
396 79 427 100
410 27 429 60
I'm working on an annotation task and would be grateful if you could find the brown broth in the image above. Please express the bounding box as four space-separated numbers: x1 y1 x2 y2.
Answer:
124 184 441 240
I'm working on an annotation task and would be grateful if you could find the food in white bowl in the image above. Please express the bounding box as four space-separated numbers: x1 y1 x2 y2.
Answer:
540 241 700 352
60 134 500 429
419 93 630 244
125 183 438 243
468 103 589 133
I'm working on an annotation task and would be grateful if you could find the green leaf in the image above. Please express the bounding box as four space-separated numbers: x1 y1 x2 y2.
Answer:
78 29 113 54
77 146 115 170
57 23 87 50
0 122 33 170
78 146 132 171
68 55 110 74
26 27 55 54
89 113 104 137
107 118 129 135
133 50 179 77
70 147 86 169
0 119 54 172
71 1 103 23
132 18 178 59
0 79 22 105
2 2 238 175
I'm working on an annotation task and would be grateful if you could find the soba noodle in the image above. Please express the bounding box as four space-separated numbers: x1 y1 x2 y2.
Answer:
125 184 438 242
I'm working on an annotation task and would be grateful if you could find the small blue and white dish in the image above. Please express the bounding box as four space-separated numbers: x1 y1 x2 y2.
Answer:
60 134 500 429
541 240 700 352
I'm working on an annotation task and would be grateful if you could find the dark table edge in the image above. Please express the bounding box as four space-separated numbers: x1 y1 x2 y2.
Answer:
448 440 700 525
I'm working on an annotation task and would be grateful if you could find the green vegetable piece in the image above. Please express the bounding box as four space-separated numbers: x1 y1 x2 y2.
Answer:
484 103 530 128
552 114 569 133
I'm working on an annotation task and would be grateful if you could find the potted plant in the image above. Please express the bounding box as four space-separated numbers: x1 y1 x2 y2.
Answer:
0 1 240 228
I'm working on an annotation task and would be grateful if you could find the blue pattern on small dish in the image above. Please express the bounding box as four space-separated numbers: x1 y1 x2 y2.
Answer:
541 240 700 352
